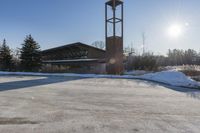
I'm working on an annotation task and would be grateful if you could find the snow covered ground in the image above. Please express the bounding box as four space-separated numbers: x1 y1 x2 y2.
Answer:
164 65 200 71
0 70 199 89
0 76 200 132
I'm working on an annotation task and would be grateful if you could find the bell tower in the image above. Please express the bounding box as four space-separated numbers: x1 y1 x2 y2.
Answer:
105 0 124 74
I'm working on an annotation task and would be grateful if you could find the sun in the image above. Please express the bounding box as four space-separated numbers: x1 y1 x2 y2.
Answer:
168 24 183 38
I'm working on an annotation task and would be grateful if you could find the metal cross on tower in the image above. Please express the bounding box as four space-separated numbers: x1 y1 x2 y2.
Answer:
105 0 124 74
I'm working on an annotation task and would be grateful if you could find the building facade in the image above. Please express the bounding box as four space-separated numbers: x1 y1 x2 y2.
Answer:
41 42 106 73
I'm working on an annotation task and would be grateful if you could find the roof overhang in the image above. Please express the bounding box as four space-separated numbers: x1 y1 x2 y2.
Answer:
42 59 106 65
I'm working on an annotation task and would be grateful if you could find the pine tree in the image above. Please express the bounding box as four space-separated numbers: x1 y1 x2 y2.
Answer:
0 39 13 71
20 35 41 72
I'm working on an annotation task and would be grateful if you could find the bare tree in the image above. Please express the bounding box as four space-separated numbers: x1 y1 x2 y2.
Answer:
91 41 105 50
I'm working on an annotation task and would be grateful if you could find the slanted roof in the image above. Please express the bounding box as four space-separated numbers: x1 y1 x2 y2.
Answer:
42 59 106 64
42 42 105 54
41 42 106 62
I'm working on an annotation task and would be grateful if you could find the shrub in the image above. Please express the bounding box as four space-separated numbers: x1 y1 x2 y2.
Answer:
126 53 158 71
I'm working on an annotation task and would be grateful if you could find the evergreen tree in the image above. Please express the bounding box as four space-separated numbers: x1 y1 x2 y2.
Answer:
0 39 13 71
20 35 41 71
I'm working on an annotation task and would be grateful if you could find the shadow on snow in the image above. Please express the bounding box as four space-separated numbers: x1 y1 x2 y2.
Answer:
0 75 84 92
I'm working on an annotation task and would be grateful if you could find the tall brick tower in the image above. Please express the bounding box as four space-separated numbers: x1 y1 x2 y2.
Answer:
105 0 124 74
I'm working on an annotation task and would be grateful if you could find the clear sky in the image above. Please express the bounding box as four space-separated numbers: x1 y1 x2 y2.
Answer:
0 0 200 54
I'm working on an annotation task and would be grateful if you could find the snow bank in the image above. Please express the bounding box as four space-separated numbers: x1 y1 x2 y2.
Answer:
138 71 200 88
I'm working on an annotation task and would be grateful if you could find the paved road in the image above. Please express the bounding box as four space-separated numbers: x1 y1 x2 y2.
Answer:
0 75 200 133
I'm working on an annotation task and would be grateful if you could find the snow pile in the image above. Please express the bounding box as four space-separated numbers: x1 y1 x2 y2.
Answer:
138 71 200 88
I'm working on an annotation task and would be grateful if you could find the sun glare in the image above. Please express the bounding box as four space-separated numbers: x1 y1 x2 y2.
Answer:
168 24 183 38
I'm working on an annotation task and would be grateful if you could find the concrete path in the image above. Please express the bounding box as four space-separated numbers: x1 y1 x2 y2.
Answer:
0 76 200 133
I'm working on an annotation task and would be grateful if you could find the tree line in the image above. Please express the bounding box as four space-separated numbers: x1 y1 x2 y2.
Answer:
126 49 200 71
166 49 200 66
0 35 41 72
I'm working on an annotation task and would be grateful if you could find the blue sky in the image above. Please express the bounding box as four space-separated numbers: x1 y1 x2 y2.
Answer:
0 0 200 54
